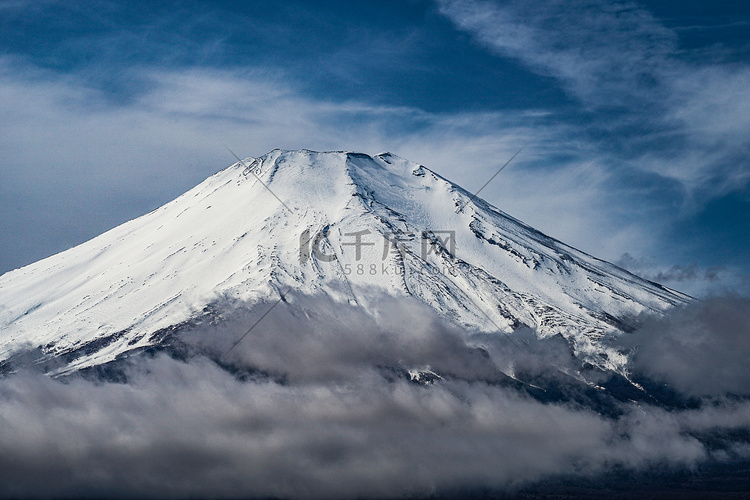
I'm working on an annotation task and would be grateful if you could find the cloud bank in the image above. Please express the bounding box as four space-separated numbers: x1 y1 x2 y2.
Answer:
1 295 749 498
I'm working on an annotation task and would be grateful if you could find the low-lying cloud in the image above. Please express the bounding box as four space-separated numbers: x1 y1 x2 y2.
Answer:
0 295 749 498
624 296 750 398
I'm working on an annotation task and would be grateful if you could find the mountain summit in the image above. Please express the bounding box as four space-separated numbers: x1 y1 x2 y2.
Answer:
0 150 689 375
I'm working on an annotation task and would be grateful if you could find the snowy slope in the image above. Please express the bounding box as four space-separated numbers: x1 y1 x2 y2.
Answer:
0 150 689 375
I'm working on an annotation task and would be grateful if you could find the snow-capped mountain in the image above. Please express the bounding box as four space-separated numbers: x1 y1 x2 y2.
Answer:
0 150 689 376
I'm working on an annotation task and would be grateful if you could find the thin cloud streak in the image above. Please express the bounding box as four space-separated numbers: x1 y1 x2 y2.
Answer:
436 0 677 108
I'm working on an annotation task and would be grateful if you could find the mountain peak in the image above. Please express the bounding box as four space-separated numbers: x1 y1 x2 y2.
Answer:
0 149 689 375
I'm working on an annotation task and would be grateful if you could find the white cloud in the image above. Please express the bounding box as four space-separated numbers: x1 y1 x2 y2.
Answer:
1 295 749 498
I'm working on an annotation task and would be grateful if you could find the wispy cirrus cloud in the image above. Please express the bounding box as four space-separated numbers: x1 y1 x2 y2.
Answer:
434 0 750 195
435 0 677 109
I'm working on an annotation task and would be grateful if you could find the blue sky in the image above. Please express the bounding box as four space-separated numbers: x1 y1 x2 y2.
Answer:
1 0 749 296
